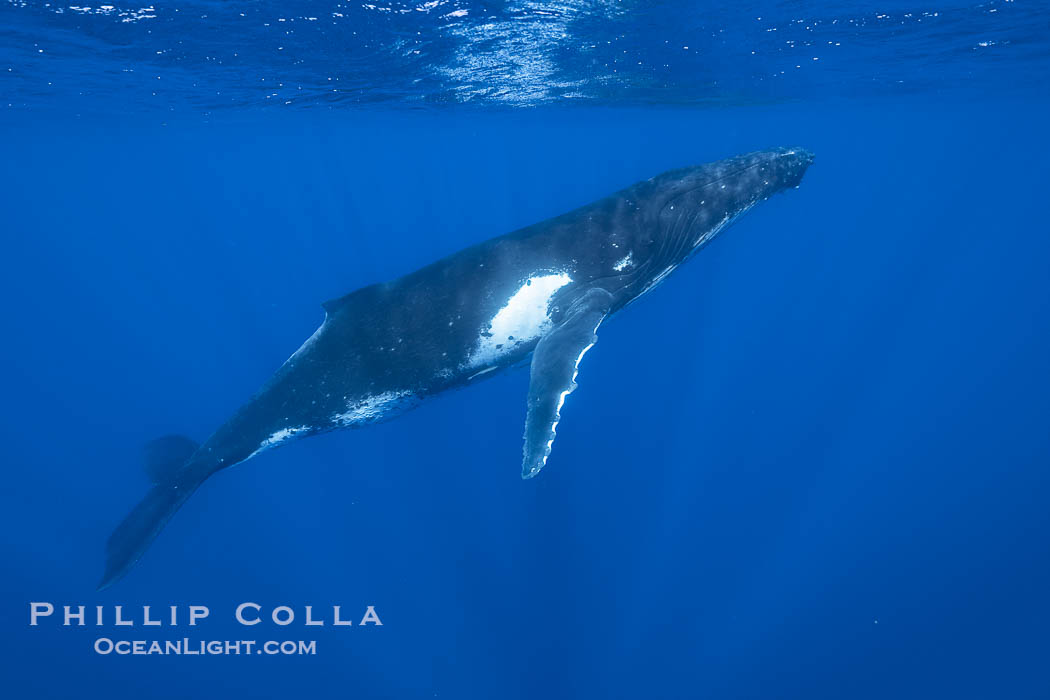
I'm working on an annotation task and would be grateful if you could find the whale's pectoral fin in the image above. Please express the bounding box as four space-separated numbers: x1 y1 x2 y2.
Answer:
522 288 614 479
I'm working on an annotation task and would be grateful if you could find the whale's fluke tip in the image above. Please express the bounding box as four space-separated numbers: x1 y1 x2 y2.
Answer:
99 441 211 589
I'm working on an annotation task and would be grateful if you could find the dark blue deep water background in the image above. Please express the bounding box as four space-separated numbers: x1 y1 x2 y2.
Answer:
3 2 1050 698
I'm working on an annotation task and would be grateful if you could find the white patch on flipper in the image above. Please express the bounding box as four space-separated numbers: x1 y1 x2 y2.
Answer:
465 272 572 369
333 390 416 427
248 425 310 459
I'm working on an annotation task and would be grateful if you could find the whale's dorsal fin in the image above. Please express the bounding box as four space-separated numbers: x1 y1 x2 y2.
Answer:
522 288 613 479
143 435 199 484
322 282 384 315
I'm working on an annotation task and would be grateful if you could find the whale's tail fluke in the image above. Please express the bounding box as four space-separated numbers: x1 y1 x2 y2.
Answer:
97 435 207 591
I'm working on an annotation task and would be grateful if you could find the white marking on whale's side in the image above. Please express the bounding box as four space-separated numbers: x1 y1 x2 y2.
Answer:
613 252 633 271
333 390 416 427
464 272 572 369
468 366 499 381
248 425 310 459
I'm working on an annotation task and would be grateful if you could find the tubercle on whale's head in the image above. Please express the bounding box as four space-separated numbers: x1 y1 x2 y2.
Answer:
750 146 816 192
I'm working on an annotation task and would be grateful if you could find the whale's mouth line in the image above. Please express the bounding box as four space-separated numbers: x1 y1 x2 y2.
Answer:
671 163 761 200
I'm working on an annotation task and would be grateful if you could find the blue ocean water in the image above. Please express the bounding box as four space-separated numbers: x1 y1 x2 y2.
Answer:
2 2 1049 698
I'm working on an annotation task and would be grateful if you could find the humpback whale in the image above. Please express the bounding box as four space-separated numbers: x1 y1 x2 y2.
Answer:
100 147 814 589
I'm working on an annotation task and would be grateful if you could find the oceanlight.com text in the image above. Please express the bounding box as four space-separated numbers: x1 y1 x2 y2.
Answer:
93 638 317 656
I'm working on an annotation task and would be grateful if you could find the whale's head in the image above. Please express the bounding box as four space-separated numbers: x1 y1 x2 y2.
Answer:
624 148 814 280
658 146 815 211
